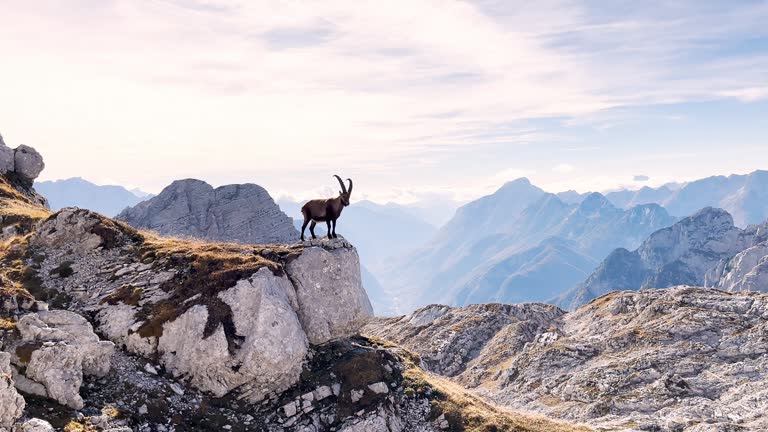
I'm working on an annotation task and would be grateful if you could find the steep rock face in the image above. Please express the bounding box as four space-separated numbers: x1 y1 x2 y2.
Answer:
560 208 767 310
365 287 768 431
117 179 298 244
286 242 374 345
27 208 372 404
0 353 25 429
156 269 308 400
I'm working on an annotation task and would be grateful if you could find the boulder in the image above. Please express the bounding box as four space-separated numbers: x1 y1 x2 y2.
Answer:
13 419 54 432
13 311 115 409
0 352 25 429
13 145 44 181
158 268 308 401
287 242 373 345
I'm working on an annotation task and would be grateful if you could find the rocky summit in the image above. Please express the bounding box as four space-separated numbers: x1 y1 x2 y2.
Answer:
365 286 768 431
117 179 298 245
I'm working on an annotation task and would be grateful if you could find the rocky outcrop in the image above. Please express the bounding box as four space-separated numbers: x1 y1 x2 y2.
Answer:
0 136 44 183
558 208 768 310
27 207 372 405
0 353 25 429
286 241 374 345
366 287 768 431
0 134 47 206
366 303 564 380
117 179 298 244
9 311 115 409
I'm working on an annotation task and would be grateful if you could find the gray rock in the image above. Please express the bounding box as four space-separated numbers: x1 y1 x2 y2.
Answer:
13 145 44 180
117 179 298 244
13 311 115 409
158 268 308 401
286 241 373 345
12 419 54 432
366 286 768 431
0 353 25 429
0 141 13 174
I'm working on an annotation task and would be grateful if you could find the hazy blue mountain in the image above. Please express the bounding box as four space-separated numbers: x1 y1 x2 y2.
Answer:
379 181 677 313
35 177 150 217
604 185 675 210
454 237 597 304
556 190 590 204
558 207 768 310
604 170 768 226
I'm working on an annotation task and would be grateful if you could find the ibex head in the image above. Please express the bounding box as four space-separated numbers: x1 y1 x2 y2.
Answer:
334 174 353 206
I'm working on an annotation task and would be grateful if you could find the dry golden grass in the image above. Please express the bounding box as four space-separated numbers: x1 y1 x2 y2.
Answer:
0 317 16 330
404 366 591 432
63 421 98 432
0 200 51 220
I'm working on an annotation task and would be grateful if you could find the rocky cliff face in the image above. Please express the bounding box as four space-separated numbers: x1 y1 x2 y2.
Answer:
365 286 768 431
117 179 298 244
558 207 768 310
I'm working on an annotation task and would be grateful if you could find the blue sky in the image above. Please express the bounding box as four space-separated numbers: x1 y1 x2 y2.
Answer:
0 0 766 203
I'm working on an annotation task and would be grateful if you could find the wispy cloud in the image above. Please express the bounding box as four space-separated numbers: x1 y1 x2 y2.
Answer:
0 0 766 202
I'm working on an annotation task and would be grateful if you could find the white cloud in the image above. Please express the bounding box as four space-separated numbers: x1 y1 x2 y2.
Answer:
553 163 575 173
1 0 767 203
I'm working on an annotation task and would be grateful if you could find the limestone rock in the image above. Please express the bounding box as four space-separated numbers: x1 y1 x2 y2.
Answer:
0 352 25 429
117 179 298 244
13 145 44 181
31 208 137 253
13 419 54 432
0 141 13 174
287 241 373 345
13 311 115 409
156 268 308 401
367 286 768 431
709 242 768 292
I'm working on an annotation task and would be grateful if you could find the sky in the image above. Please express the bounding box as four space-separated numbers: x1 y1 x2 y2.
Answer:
1 0 767 204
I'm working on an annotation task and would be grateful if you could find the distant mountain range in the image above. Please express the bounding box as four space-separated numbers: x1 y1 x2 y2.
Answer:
377 179 678 314
605 170 768 226
558 207 768 310
35 177 152 217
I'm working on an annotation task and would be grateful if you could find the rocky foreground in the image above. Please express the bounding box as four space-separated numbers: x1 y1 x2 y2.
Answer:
365 287 768 431
0 136 585 431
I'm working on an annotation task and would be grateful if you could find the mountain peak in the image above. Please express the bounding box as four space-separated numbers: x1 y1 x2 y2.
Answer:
576 192 614 213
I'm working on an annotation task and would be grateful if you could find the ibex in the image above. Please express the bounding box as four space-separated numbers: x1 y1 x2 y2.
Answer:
300 175 353 241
